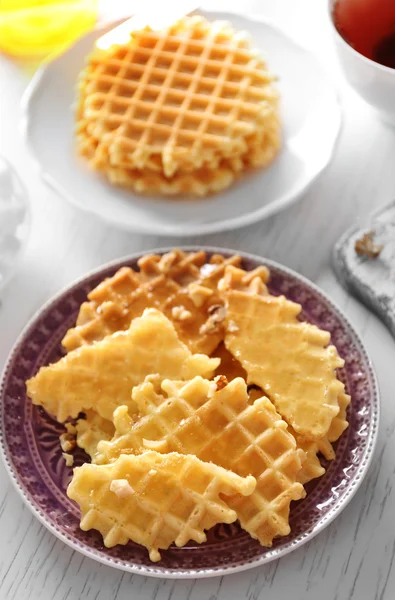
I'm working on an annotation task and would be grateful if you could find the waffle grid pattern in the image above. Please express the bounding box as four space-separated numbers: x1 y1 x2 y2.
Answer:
219 264 350 483
62 250 241 355
67 451 254 562
82 19 274 174
76 16 281 195
95 377 305 546
27 309 219 422
222 279 345 439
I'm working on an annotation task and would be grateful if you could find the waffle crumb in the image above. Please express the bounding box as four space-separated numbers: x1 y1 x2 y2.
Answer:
62 452 74 467
187 283 214 308
110 479 135 498
207 381 218 398
227 320 239 333
60 432 76 453
199 304 226 335
355 231 383 258
214 375 229 390
171 306 192 321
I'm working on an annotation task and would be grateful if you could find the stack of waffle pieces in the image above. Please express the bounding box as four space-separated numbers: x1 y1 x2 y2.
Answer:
76 15 281 197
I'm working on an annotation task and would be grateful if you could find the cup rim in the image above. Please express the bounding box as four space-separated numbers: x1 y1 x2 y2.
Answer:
328 0 395 75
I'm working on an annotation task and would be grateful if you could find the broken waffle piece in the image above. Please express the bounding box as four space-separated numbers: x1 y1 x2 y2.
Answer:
95 376 305 547
26 308 219 422
67 451 256 562
221 268 345 439
62 250 241 355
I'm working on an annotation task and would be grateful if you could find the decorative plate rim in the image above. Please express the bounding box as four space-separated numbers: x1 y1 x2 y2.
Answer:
0 246 380 579
19 12 343 237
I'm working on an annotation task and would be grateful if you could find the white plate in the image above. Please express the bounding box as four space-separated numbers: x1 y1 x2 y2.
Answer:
21 11 342 236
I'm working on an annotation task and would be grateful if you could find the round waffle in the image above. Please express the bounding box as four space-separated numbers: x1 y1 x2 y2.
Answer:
76 15 281 193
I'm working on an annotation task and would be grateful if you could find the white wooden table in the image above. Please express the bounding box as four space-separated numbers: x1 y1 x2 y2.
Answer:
1 1 395 598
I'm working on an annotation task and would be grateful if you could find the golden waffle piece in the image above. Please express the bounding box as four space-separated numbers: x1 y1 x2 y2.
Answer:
75 411 115 460
26 308 219 422
293 389 351 484
220 266 345 440
95 376 305 547
67 450 256 562
62 249 241 355
77 15 280 180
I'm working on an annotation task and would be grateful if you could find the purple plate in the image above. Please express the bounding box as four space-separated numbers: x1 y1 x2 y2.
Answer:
0 247 379 579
